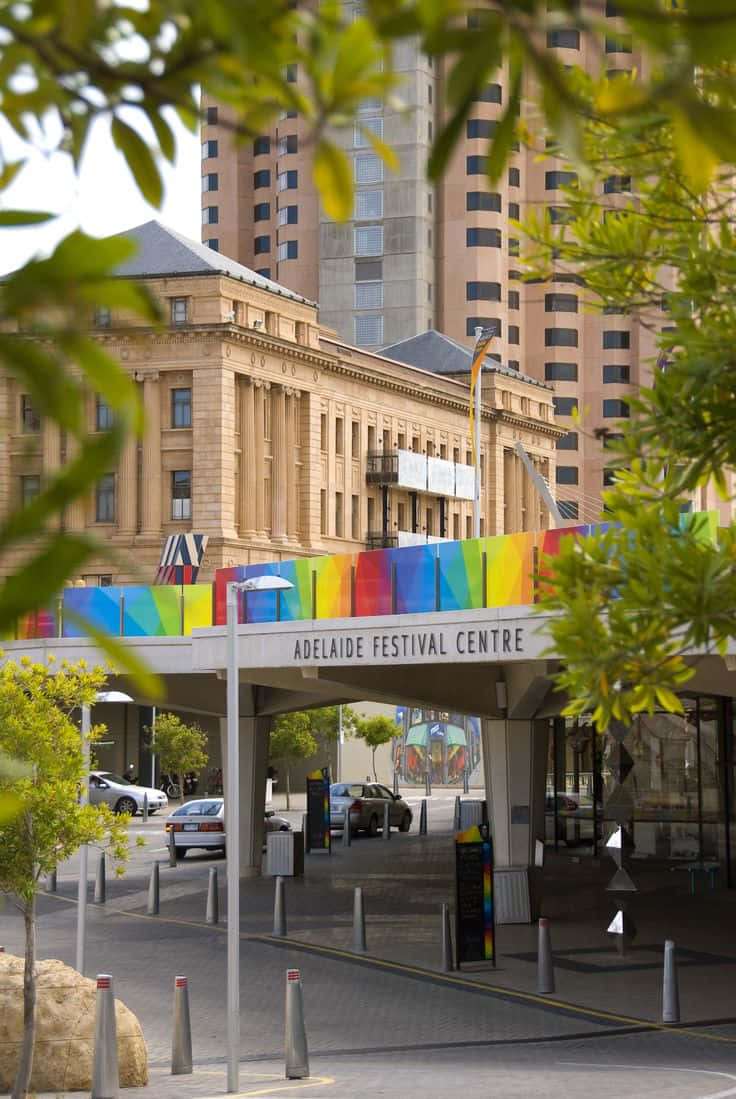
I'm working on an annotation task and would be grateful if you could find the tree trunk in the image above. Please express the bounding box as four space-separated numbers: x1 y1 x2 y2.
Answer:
13 891 36 1099
285 768 291 810
372 747 377 782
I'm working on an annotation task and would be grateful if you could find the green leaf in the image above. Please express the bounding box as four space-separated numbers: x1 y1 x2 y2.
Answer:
0 209 55 226
314 140 353 221
111 117 163 208
671 109 718 193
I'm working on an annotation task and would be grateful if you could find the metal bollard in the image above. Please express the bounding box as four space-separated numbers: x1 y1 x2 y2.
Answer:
168 825 177 868
142 792 149 824
662 939 680 1024
342 809 351 847
352 886 367 953
91 974 120 1099
441 902 453 972
273 875 287 937
206 866 219 925
383 801 391 841
45 869 57 894
94 851 106 905
147 862 160 916
463 769 469 795
171 976 193 1074
285 969 309 1079
393 772 399 796
454 795 461 831
537 918 555 994
424 772 431 797
302 813 309 854
419 798 427 836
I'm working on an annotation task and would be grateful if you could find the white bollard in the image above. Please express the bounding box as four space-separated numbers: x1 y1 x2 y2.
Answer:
383 801 391 841
662 939 680 1024
342 809 351 847
284 969 309 1079
91 974 119 1099
352 886 367 953
168 825 177 867
206 866 219 925
94 851 106 905
537 917 555 994
147 862 160 916
45 869 57 894
171 976 193 1074
142 792 149 824
273 875 287 937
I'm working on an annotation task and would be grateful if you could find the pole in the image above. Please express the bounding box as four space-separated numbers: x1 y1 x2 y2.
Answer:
337 704 343 784
473 325 482 539
150 706 157 790
226 581 240 1094
76 702 91 974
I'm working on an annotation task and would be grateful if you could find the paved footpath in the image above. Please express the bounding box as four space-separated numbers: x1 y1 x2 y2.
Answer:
3 790 736 1097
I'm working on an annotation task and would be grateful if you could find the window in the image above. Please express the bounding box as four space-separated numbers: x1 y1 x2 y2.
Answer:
206 106 218 125
253 169 270 188
603 330 630 349
172 388 192 428
508 325 520 345
171 471 191 520
355 226 383 256
254 235 270 254
93 305 112 329
96 474 115 523
277 170 298 191
466 281 501 301
467 227 501 247
21 474 40 507
546 327 578 347
545 170 577 189
466 317 501 337
553 396 579 416
428 84 433 104
352 420 360 453
277 240 298 261
545 361 578 381
508 237 519 255
355 154 383 183
201 139 218 158
278 134 298 155
278 205 298 226
254 202 270 221
548 205 572 224
467 119 498 139
170 298 189 326
355 259 382 281
508 201 520 220
473 83 502 103
508 167 520 187
603 364 630 383
507 360 519 371
355 315 383 345
334 491 344 537
547 28 580 48
556 466 579 485
466 155 487 174
603 468 619 486
359 96 382 112
355 282 383 308
320 489 327 535
545 292 578 312
556 431 578 450
466 191 501 212
508 290 520 309
335 417 344 455
354 117 383 146
558 500 579 519
605 34 632 52
603 399 630 417
355 190 383 219
285 63 297 83
202 206 218 225
201 173 218 192
96 396 114 431
352 494 360 540
320 413 327 451
206 239 219 251
604 174 631 193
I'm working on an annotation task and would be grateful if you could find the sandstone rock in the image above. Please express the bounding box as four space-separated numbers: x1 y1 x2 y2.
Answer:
0 953 148 1092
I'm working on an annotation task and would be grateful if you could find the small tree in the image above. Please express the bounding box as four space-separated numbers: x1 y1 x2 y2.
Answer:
269 713 317 809
307 705 357 773
0 657 129 1099
149 712 208 795
355 715 400 782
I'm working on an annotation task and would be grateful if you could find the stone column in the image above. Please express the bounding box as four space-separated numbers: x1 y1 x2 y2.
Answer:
140 372 162 536
64 432 87 531
42 417 61 529
480 717 548 869
286 388 300 542
219 695 271 878
271 384 287 542
253 380 267 535
117 429 138 536
239 377 256 538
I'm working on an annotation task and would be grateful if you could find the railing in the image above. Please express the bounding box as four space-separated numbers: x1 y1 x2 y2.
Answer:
365 532 398 550
365 451 398 483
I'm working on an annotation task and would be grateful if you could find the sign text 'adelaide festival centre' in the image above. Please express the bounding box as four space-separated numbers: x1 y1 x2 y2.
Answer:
291 624 526 665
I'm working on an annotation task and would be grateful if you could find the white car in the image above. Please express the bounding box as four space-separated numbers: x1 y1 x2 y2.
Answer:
165 798 291 858
88 771 168 816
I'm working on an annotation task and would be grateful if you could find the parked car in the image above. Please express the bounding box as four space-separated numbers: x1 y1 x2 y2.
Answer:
164 797 291 858
329 782 412 837
88 771 167 816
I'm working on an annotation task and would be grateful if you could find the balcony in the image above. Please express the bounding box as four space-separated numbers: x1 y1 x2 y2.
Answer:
365 532 398 550
366 449 475 500
365 530 451 550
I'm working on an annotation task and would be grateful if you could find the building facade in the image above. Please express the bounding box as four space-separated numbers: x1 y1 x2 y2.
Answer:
0 221 561 587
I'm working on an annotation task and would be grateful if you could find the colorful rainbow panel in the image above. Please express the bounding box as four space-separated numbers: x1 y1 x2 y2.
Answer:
182 584 213 634
213 565 242 626
484 532 536 607
483 836 494 960
279 558 314 621
353 548 392 617
314 553 354 619
438 538 484 611
123 585 182 636
63 587 123 638
394 545 437 614
241 563 282 623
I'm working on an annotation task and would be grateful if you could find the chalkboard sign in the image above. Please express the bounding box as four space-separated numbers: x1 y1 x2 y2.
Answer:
455 823 494 967
306 767 331 854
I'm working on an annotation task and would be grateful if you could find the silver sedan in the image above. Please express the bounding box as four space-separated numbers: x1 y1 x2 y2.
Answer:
330 782 412 836
88 771 168 816
165 798 292 858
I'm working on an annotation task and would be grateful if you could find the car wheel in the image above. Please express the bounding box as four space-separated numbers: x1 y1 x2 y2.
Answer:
367 814 378 837
399 811 411 833
115 796 137 816
175 847 187 860
279 825 290 831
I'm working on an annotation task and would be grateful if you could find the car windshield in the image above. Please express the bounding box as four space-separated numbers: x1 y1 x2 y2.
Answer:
98 772 131 786
330 784 363 797
172 800 223 817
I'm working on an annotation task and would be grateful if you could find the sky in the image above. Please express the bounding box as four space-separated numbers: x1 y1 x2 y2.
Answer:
0 111 201 275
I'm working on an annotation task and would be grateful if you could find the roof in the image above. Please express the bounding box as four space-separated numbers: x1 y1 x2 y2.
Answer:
112 221 316 307
381 329 549 388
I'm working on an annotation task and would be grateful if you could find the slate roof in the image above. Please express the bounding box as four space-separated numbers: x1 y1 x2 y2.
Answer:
381 329 548 388
113 221 316 307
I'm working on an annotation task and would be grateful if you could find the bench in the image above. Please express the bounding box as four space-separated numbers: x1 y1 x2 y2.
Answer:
670 861 720 895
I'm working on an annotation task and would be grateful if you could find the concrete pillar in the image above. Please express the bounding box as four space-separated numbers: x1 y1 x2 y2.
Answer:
239 378 256 538
481 717 548 868
140 372 162 535
286 389 300 542
219 696 270 878
271 385 287 542
253 381 267 535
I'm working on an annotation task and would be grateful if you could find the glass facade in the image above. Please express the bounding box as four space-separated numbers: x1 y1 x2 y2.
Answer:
545 698 735 883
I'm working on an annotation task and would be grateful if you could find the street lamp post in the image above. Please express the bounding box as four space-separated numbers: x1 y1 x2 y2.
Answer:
226 574 293 1094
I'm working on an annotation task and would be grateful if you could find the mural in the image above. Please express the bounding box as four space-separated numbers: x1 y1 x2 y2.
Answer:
394 706 481 786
